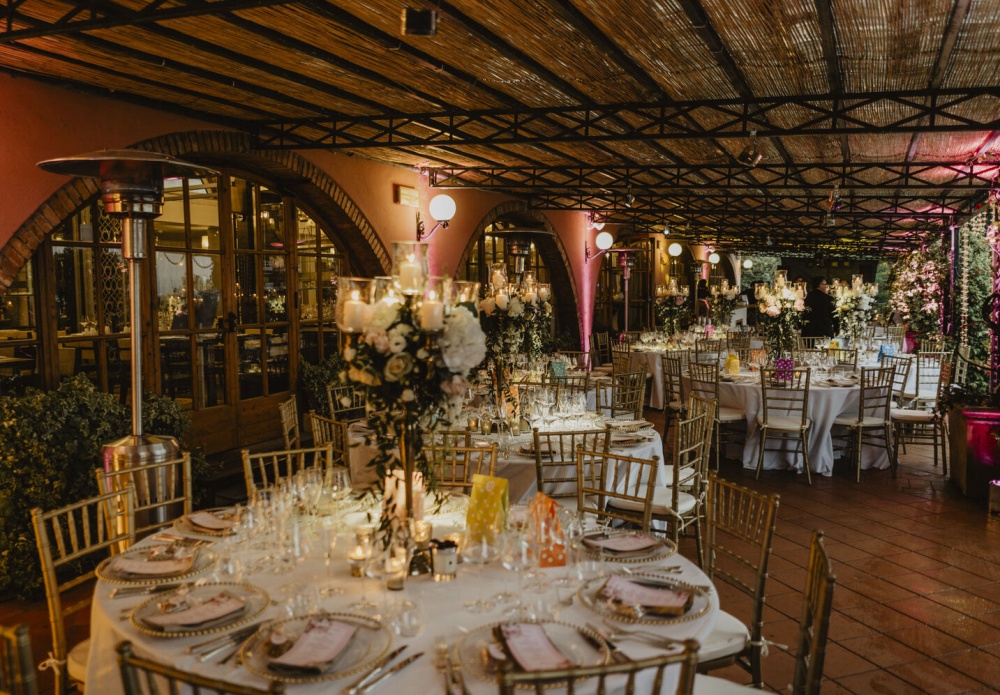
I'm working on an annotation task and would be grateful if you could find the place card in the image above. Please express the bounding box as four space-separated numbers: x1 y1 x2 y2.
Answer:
497 623 572 672
269 618 357 675
599 575 692 616
143 591 246 631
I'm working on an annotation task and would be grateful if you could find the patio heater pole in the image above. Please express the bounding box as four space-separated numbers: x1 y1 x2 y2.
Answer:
38 151 217 511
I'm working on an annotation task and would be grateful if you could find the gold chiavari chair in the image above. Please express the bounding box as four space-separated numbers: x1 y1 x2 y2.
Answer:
832 366 895 482
623 330 642 345
423 427 474 449
117 641 285 695
577 447 660 534
611 343 632 374
828 347 857 370
0 624 37 695
756 367 813 485
660 353 687 443
904 350 951 409
32 487 136 695
891 361 953 475
797 336 827 350
326 383 367 423
534 426 611 507
498 642 700 695
307 412 350 465
694 337 726 365
697 474 780 689
278 397 299 449
881 353 912 406
424 443 498 493
242 444 334 498
550 372 590 409
885 324 906 348
792 531 836 695
688 362 745 472
598 370 646 420
555 350 591 371
95 452 192 539
591 330 612 370
727 331 751 362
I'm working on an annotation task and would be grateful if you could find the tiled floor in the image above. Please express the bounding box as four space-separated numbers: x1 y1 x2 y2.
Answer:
4 411 998 694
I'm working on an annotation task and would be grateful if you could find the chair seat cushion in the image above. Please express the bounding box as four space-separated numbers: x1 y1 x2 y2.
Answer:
693 674 759 694
667 400 685 412
717 407 745 423
833 415 889 428
891 408 935 423
697 610 750 663
756 415 810 431
659 465 697 488
67 639 89 684
608 485 697 516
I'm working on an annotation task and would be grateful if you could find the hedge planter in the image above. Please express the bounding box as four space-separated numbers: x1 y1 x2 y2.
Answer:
948 407 1000 499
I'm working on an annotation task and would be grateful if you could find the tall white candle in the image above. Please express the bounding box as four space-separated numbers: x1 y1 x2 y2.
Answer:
342 299 366 331
398 260 423 292
524 289 537 303
491 271 506 289
539 286 550 301
420 300 444 330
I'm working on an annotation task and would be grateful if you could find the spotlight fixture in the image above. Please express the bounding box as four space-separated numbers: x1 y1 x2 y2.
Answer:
623 184 634 209
415 193 456 241
824 213 836 228
661 223 670 236
737 130 763 168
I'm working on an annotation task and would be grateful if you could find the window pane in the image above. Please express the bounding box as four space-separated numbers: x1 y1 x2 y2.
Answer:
160 337 193 408
260 186 284 249
263 257 288 322
239 331 264 399
157 180 186 248
192 255 223 329
267 327 290 393
197 336 226 408
190 177 220 251
53 245 97 334
235 254 258 324
298 254 318 320
157 251 190 331
319 254 339 323
231 177 256 250
51 206 94 242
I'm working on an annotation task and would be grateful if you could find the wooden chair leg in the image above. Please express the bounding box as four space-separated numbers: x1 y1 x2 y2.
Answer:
801 430 812 486
756 429 767 480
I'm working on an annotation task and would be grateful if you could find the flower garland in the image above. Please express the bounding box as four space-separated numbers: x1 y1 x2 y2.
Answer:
710 285 740 328
756 284 805 357
479 289 552 406
888 238 949 340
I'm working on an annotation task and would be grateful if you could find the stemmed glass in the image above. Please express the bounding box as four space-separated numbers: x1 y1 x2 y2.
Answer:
500 528 531 617
349 532 379 613
463 524 501 613
555 508 584 587
319 515 343 597
324 467 352 517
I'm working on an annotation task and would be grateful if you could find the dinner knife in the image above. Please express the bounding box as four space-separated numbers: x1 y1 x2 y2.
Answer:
187 622 264 656
358 652 424 693
344 646 408 695
110 583 181 599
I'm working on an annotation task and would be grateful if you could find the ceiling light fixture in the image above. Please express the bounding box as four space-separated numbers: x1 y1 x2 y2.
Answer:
668 242 683 257
743 258 753 269
708 251 721 266
585 230 616 263
416 193 456 241
737 130 763 168
623 183 634 209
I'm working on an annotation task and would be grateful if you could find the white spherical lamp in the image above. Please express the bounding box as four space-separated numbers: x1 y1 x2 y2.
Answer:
708 252 721 265
668 242 683 257
743 259 753 269
428 194 456 222
595 231 614 250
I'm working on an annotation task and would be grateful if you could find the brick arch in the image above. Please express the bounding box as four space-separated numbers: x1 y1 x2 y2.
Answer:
457 201 581 346
0 130 390 293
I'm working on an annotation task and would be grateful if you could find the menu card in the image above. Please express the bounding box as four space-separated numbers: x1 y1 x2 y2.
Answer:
186 510 235 532
582 532 660 555
109 551 194 577
496 623 572 672
143 591 246 631
269 619 357 675
599 575 693 616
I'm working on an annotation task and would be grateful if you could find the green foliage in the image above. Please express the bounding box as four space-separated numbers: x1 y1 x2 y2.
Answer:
740 256 782 289
0 376 205 599
299 354 348 416
964 223 994 397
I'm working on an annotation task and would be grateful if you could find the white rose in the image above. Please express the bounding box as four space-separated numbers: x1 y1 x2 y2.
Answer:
508 297 524 317
363 328 390 353
440 306 487 374
401 388 416 402
384 352 414 382
479 297 496 316
369 301 399 331
387 333 408 353
342 347 356 361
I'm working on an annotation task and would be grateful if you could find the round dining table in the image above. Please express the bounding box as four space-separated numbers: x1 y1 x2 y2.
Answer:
86 509 719 695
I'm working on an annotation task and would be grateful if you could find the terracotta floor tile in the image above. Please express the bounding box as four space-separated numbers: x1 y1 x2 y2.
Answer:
841 603 922 633
883 571 956 595
882 549 951 572
937 648 1000 688
831 585 877 611
836 668 930 695
887 623 972 657
818 643 879 679
923 565 997 589
838 632 924 668
843 577 918 604
924 589 1000 616
886 595 968 623
966 582 1000 604
827 611 877 641
886 657 983 694
840 555 911 577
932 616 1000 648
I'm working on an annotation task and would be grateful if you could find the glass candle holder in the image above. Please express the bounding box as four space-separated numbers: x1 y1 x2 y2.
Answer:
521 270 536 288
392 241 429 295
336 277 374 333
420 276 449 332
451 280 481 315
373 275 403 306
774 270 788 288
488 262 507 291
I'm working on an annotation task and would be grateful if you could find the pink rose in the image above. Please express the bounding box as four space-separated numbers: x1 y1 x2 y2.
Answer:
765 305 780 317
793 299 805 311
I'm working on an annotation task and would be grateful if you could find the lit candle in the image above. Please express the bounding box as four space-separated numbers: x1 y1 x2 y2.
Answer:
398 257 423 292
495 290 509 311
420 299 445 330
538 285 550 301
341 291 366 331
524 289 537 303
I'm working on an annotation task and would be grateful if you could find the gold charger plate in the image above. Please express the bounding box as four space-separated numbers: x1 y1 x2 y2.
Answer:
456 620 609 688
577 573 711 626
96 545 216 586
173 507 238 537
580 530 677 564
129 581 269 638
240 612 390 684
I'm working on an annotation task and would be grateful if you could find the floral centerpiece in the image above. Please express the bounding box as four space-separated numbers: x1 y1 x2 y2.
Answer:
654 280 690 337
888 239 949 342
337 243 487 530
710 281 740 328
755 272 805 358
834 276 877 347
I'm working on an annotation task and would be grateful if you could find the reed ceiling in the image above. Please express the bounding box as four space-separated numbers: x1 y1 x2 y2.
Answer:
3 0 1000 258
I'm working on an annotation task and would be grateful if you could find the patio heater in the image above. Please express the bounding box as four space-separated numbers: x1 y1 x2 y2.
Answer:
586 236 643 334
38 150 217 497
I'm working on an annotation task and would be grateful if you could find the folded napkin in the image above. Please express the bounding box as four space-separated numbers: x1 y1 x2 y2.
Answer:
143 591 246 631
109 549 195 578
598 575 693 617
582 532 661 556
186 510 235 532
494 623 572 672
529 493 565 567
268 618 357 676
467 474 509 542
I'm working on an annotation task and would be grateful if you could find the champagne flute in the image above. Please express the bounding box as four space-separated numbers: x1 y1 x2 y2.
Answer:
463 524 500 613
500 528 531 618
319 515 343 597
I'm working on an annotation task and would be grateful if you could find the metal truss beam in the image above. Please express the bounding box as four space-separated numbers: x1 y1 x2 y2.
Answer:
255 88 1000 149
429 162 1000 191
0 0 297 42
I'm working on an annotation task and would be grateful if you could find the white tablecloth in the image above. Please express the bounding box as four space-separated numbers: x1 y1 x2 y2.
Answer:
716 376 890 477
87 525 717 694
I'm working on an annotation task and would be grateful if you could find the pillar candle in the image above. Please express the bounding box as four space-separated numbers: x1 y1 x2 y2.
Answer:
420 300 444 330
398 260 423 292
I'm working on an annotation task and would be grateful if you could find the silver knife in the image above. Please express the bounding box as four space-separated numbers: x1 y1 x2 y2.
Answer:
344 646 408 695
110 583 181 599
359 652 424 693
188 622 264 656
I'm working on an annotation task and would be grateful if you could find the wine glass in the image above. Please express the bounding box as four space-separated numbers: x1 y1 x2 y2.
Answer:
324 467 352 517
319 515 343 597
556 508 585 586
463 525 501 613
500 528 531 617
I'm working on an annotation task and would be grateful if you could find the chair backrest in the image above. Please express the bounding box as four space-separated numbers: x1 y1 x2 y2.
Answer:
423 427 474 449
555 350 591 371
307 412 349 466
498 640 699 695
242 445 333 498
95 453 192 539
577 448 660 532
326 383 367 422
591 331 612 366
882 354 912 406
856 366 894 423
912 350 951 408
695 337 726 365
603 370 646 419
727 331 751 361
424 443 498 492
550 373 590 408
535 426 611 501
792 531 836 695
611 343 632 374
760 367 811 428
32 487 135 694
687 361 720 403
623 330 642 345
885 324 906 347
792 348 825 368
797 336 827 350
685 395 717 472
828 348 857 370
668 411 710 514
0 624 37 695
117 641 285 695
278 397 299 449
660 353 686 409
705 474 780 657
